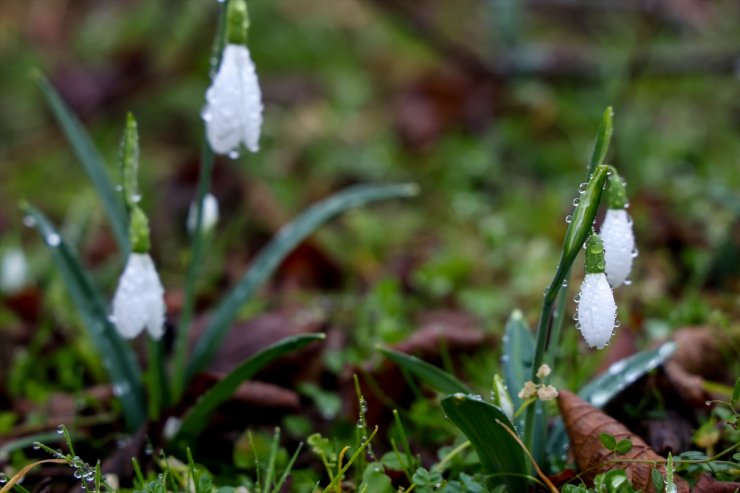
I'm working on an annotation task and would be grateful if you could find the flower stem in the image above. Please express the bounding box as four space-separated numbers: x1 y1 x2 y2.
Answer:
172 141 215 401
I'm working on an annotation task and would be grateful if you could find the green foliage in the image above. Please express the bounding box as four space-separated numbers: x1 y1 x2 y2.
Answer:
376 347 471 394
440 394 529 492
598 433 633 455
21 205 145 431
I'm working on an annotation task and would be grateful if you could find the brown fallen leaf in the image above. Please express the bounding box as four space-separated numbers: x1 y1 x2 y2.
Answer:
692 473 740 492
558 390 690 492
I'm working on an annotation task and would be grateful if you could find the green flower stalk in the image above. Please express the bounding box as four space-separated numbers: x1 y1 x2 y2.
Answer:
523 163 609 453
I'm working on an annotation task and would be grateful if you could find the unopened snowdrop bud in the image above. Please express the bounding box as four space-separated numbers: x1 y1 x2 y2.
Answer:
576 234 617 349
600 170 635 287
112 253 165 339
0 248 29 294
203 0 263 156
187 193 219 234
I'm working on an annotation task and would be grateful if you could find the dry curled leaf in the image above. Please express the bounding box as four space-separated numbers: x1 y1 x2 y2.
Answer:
558 389 689 492
692 473 740 492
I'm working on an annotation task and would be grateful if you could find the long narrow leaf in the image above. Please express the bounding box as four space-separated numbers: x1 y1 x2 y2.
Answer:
32 70 129 254
23 205 145 430
377 346 470 394
502 309 534 412
173 333 325 445
547 342 677 464
588 106 613 175
186 183 419 380
441 394 529 492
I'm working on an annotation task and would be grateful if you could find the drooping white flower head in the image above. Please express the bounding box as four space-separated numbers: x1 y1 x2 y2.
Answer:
187 193 220 234
203 43 263 156
576 273 617 349
0 248 29 294
600 209 635 288
111 253 165 339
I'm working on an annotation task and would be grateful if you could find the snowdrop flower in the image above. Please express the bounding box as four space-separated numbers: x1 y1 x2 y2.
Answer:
187 193 220 234
112 252 165 339
576 234 617 349
600 172 635 287
0 248 29 294
203 0 262 156
536 364 551 379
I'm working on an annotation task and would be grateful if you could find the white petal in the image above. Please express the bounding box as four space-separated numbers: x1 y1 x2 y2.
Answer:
576 273 617 349
111 254 165 340
187 193 220 234
0 248 29 294
204 44 263 155
600 209 635 288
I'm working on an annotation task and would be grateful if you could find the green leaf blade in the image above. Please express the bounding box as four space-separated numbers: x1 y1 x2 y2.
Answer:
186 183 419 380
174 333 325 444
32 71 129 254
502 309 534 411
376 347 470 394
441 394 529 492
23 205 145 430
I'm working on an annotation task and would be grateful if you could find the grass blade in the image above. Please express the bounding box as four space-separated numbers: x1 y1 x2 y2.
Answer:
173 333 325 445
31 70 129 254
547 342 677 464
441 394 529 492
22 204 145 431
376 346 471 394
186 183 419 380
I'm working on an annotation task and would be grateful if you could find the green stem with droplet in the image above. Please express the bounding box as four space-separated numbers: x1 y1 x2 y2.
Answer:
523 164 609 456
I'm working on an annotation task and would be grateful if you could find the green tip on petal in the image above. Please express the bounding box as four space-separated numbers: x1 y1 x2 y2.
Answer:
606 166 627 209
129 206 151 253
226 0 250 45
585 233 606 274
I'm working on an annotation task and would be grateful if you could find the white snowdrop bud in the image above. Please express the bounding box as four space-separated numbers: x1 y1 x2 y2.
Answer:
576 234 617 349
203 44 263 156
576 273 617 349
111 253 165 339
187 193 220 234
0 248 29 294
600 209 635 288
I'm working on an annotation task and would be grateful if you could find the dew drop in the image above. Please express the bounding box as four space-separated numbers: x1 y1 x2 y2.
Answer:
228 149 240 160
57 424 65 434
46 233 61 247
32 441 41 450
623 278 632 286
565 215 572 224
131 193 141 203
114 184 123 192
578 183 588 194
631 248 639 258
561 280 568 287
572 197 580 206
23 215 37 228
200 107 212 122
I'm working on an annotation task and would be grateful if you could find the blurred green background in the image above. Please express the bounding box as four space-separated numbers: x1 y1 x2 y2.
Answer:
0 0 738 355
